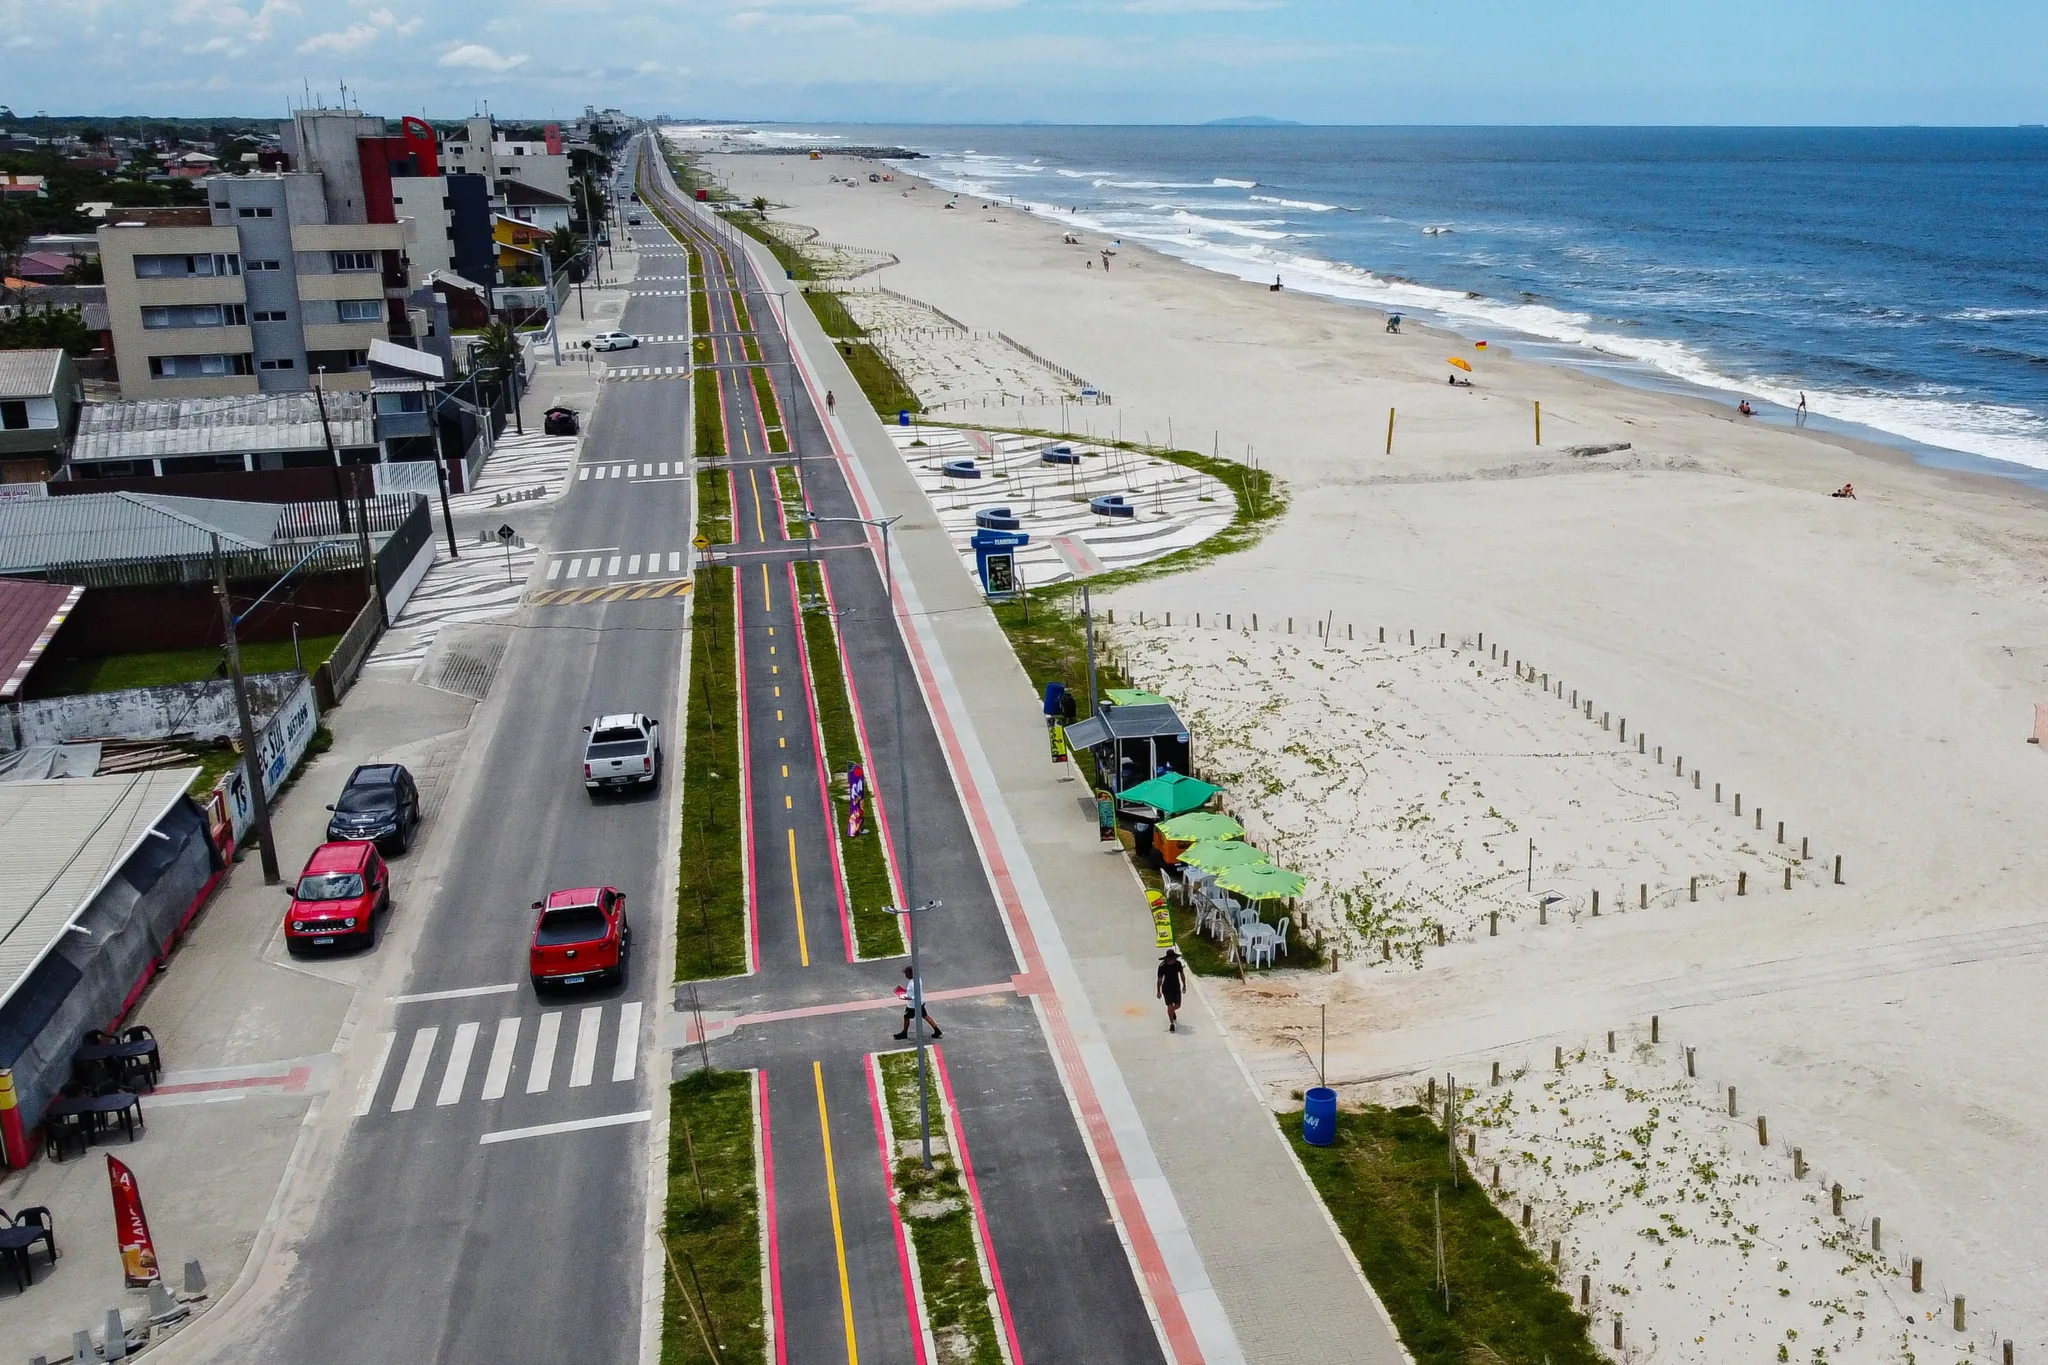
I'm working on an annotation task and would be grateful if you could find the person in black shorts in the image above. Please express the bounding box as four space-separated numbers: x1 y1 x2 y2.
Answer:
1157 948 1187 1032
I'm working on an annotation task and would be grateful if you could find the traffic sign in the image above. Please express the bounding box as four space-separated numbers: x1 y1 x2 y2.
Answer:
496 524 516 544
692 534 709 551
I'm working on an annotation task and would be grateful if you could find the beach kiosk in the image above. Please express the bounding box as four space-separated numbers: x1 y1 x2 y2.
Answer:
1061 693 1193 813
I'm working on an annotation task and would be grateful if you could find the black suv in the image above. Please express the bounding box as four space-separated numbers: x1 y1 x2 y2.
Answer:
325 764 421 855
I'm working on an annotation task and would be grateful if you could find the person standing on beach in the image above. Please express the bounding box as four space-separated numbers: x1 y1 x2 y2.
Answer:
1157 948 1187 1032
894 966 942 1040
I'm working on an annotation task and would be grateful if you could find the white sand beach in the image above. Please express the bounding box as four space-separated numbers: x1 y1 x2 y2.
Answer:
676 131 2048 1357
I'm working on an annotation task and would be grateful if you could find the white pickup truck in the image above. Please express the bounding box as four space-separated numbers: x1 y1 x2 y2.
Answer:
582 713 662 795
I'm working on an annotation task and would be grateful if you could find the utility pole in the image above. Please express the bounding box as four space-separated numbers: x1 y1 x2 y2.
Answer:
315 369 348 529
352 468 386 629
1083 580 1099 717
540 250 562 365
213 535 281 885
428 379 459 558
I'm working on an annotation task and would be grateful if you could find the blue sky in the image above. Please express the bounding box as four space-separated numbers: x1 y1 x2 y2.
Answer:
6 0 2047 124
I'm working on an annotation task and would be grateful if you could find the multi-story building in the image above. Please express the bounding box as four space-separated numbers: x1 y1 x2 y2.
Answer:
439 118 573 210
98 183 405 399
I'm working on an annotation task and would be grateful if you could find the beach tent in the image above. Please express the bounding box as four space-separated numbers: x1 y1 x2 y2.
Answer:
1159 812 1244 843
1178 839 1268 872
1116 772 1219 818
1214 863 1307 901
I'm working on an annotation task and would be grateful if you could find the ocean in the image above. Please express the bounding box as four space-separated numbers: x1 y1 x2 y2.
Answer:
740 124 2048 484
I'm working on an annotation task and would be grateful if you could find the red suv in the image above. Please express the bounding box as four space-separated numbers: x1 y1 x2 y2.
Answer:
529 887 630 990
285 841 389 953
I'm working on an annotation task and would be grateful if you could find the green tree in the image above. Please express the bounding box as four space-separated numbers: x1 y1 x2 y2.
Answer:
543 226 585 271
471 319 526 433
0 305 96 355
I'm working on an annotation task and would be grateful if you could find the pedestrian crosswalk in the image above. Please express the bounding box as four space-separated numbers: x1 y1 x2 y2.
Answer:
629 289 689 297
545 548 691 581
363 542 538 673
634 274 691 281
621 334 689 344
355 1002 643 1119
603 365 689 382
576 460 688 481
531 578 691 607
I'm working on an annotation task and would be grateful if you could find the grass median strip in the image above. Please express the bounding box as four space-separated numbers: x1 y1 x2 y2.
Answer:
1285 1103 1602 1365
877 1050 1003 1365
697 468 733 543
677 563 746 980
729 288 753 333
695 367 725 459
792 556 904 958
661 1069 765 1365
750 368 789 453
774 465 807 538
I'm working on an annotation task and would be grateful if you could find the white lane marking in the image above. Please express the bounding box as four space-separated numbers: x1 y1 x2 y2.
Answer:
606 556 622 576
668 551 682 572
482 1017 520 1101
478 1110 654 1146
437 1021 480 1106
527 1011 561 1093
353 1030 395 1116
567 559 581 581
612 1001 641 1082
578 467 591 481
389 982 518 1005
586 556 602 577
627 554 642 576
659 462 670 476
390 1027 439 1113
547 559 564 581
570 1005 602 1087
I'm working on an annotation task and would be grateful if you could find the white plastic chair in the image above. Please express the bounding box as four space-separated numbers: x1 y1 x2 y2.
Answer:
1274 916 1290 957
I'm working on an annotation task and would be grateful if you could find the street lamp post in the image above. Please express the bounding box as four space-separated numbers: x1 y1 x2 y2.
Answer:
893 898 944 1169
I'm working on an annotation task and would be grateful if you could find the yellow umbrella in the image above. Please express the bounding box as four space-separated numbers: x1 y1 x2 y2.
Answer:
1447 356 1472 372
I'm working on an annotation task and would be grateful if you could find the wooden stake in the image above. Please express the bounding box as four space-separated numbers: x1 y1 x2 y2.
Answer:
1386 406 1395 454
1757 1115 1768 1145
1911 1257 1923 1292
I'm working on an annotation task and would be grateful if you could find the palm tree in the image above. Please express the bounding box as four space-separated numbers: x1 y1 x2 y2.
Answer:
473 320 527 435
544 226 586 273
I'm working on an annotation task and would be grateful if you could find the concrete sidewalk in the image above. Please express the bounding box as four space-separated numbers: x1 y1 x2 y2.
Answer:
0 678 475 1361
698 207 1409 1361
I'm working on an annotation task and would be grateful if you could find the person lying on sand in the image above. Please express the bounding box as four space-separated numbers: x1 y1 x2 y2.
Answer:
1831 483 1857 499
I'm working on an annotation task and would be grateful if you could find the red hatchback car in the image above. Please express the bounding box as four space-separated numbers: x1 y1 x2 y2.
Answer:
529 887 630 991
285 841 389 953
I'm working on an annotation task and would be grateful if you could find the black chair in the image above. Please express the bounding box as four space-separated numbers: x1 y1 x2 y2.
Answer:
0 1206 58 1290
83 1029 117 1047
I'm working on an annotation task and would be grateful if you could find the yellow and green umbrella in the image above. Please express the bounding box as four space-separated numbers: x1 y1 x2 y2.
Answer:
1159 812 1244 843
1180 839 1269 872
1214 863 1307 901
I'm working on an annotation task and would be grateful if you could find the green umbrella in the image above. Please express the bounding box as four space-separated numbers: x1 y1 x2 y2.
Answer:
1116 772 1220 815
1104 688 1173 707
1159 812 1244 843
1214 863 1307 901
1179 839 1269 872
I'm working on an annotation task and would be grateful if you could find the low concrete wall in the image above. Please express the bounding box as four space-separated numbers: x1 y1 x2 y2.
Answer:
8 669 306 748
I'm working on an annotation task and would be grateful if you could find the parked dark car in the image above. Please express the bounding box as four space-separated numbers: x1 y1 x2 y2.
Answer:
544 405 580 436
324 764 421 855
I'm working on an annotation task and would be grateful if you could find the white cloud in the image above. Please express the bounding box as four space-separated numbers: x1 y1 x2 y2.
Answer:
1118 0 1282 10
297 22 381 54
395 16 421 35
439 42 529 73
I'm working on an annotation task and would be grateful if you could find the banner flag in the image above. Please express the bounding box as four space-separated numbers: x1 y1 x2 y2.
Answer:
107 1155 161 1287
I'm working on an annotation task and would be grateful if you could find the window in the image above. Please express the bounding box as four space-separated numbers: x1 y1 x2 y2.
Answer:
337 299 383 323
330 251 378 272
212 200 230 210
135 252 240 278
392 196 403 205
248 258 281 272
147 353 255 378
258 358 295 371
252 309 288 323
140 303 245 329
0 400 27 430
236 205 274 218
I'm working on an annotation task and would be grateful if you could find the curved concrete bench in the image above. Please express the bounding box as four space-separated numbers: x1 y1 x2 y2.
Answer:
1089 494 1135 520
975 507 1022 531
1040 443 1082 465
940 458 982 479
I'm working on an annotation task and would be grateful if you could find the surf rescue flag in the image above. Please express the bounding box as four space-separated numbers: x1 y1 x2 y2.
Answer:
107 1154 161 1286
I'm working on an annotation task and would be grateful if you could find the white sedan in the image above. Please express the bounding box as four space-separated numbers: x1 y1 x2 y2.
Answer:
592 331 640 352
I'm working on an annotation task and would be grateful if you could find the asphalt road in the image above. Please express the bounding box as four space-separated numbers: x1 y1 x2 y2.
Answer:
213 149 693 1365
648 152 1167 1364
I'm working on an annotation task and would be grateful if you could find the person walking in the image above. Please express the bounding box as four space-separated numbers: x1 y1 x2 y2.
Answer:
1157 948 1187 1032
894 965 942 1040
826 389 836 415
1796 391 1808 426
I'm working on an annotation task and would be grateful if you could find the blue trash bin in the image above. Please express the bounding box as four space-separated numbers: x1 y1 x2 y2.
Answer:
899 410 911 427
1302 1086 1338 1147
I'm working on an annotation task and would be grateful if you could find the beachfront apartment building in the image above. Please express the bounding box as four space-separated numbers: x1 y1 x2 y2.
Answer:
98 182 405 401
438 118 574 208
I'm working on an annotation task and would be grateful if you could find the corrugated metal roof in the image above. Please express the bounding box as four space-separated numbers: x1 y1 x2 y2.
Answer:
71 391 376 462
0 349 65 399
0 770 199 1009
0 491 280 574
0 577 84 700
